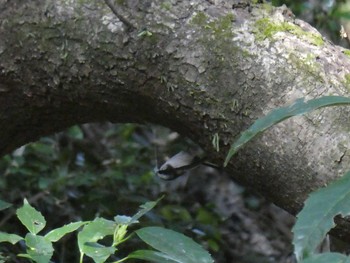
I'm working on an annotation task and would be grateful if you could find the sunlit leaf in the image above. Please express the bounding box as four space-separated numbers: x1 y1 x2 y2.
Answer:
16 199 46 234
136 227 214 263
224 96 350 166
113 198 161 226
130 198 162 223
0 232 23 244
293 171 350 261
80 242 115 263
78 218 116 263
24 233 54 263
45 221 87 242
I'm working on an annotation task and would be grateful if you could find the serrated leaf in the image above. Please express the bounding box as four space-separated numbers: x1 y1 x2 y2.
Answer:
77 218 116 263
0 200 11 211
136 227 214 263
45 221 87 242
301 252 350 263
113 198 161 226
130 197 162 224
224 96 350 166
0 232 23 244
78 218 115 247
128 249 180 263
80 242 115 263
16 199 46 234
24 233 54 263
293 171 350 261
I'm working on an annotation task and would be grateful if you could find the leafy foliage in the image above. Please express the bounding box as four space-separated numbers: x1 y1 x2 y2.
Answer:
225 96 350 166
1 2 350 262
0 124 222 262
135 227 214 263
223 95 350 262
16 199 46 235
272 0 348 45
293 171 350 261
0 232 22 245
0 199 214 263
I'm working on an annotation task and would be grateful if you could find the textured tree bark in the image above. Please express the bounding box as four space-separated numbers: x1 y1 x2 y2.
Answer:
1 0 350 223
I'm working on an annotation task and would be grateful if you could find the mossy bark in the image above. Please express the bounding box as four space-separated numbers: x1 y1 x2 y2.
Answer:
2 0 350 234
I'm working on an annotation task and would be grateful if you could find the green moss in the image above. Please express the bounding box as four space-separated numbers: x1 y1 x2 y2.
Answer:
305 53 316 64
241 49 251 57
206 13 235 38
160 2 172 10
189 12 255 104
261 3 273 13
254 18 324 46
289 53 320 78
218 13 235 29
191 12 208 26
344 50 350 57
191 12 235 37
191 14 234 61
344 74 350 92
345 74 350 85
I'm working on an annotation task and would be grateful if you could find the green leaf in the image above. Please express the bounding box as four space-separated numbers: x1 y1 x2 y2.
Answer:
293 171 350 261
78 218 115 246
114 215 133 225
301 252 350 263
24 233 54 263
224 96 350 166
45 221 87 242
127 249 180 263
136 227 214 263
0 200 11 211
80 242 115 263
78 218 116 263
113 199 161 246
0 232 23 244
16 199 46 234
130 198 161 223
114 224 128 245
114 198 161 226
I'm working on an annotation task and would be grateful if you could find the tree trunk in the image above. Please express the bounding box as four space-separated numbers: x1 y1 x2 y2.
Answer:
1 0 350 224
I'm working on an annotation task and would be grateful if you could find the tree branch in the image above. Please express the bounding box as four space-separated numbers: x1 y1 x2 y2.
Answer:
2 1 350 240
104 0 137 30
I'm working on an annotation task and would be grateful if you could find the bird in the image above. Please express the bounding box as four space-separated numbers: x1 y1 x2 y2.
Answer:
155 151 219 180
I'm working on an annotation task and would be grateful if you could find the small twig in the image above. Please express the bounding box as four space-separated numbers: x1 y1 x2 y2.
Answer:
104 0 136 30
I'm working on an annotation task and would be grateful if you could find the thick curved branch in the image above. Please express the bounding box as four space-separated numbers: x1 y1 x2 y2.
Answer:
1 0 350 225
103 0 137 29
